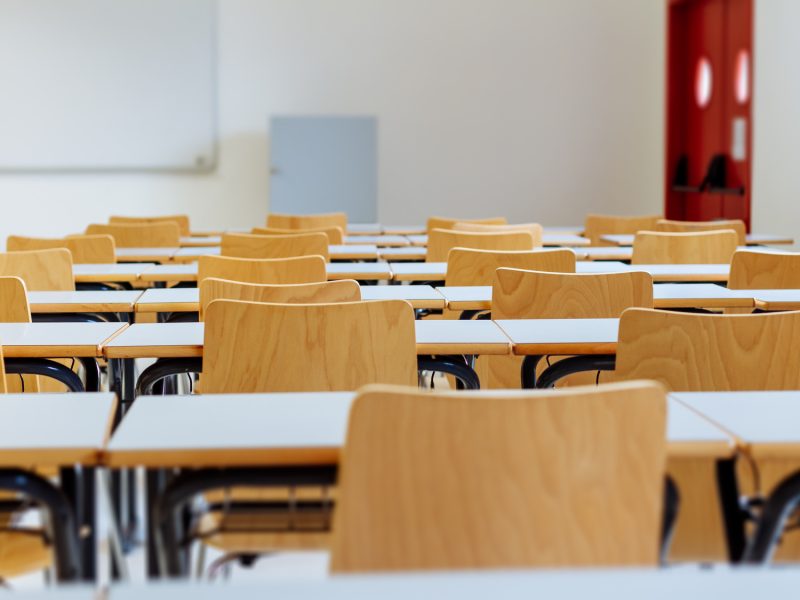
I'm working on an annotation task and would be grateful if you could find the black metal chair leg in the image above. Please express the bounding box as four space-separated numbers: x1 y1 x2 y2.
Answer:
136 358 202 397
77 358 101 392
743 470 800 563
417 355 480 389
716 458 747 563
661 476 680 564
520 355 544 389
535 355 616 388
5 358 86 392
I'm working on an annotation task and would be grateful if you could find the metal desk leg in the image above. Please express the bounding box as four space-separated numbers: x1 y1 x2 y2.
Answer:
716 457 747 563
743 470 800 563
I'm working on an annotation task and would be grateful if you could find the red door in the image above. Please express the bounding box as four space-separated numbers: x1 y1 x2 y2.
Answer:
665 0 753 229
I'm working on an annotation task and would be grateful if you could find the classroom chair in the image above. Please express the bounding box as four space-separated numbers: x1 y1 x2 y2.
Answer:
266 212 347 231
494 268 653 388
7 234 116 264
728 250 800 289
221 232 329 261
426 216 507 232
452 222 543 245
0 276 39 394
86 223 180 248
330 381 667 572
252 225 344 244
631 230 738 264
446 248 575 286
615 308 800 390
198 255 327 285
109 214 191 237
0 249 74 291
198 279 360 320
583 213 662 245
656 219 747 245
427 229 535 262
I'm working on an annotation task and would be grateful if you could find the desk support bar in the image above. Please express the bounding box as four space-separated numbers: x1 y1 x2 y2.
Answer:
4 358 86 392
534 355 616 388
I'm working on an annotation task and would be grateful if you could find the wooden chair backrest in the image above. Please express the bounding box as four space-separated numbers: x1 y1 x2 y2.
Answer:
266 212 347 231
452 222 543 246
656 219 746 245
86 223 180 248
331 381 667 572
198 255 327 285
728 250 800 289
583 214 662 245
198 278 361 320
631 230 738 264
221 232 329 261
0 346 6 393
615 308 800 390
0 250 74 291
427 229 534 263
426 216 507 232
446 248 575 286
8 235 116 264
493 268 653 319
109 215 190 237
252 225 344 244
202 300 417 392
0 276 31 322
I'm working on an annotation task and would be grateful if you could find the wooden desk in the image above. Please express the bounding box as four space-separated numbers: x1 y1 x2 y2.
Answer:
382 225 427 235
496 318 618 356
439 283 755 312
179 236 221 247
73 263 156 284
28 290 144 314
134 285 446 313
346 223 383 235
0 322 128 358
751 289 800 311
0 393 116 467
406 234 427 247
344 235 409 247
171 246 219 262
602 233 794 246
103 320 511 359
379 246 428 261
139 262 393 284
173 245 381 262
115 247 178 263
629 264 730 283
390 260 632 282
398 233 591 248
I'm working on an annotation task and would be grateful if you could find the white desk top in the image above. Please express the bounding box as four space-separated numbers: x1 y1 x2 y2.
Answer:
346 223 384 235
0 321 128 357
0 393 116 466
139 262 393 283
390 261 632 282
73 263 156 282
115 247 178 261
750 289 800 310
437 286 492 310
542 233 590 247
27 290 144 313
378 246 429 260
344 235 409 247
104 320 512 359
676 391 800 458
139 263 199 282
172 246 219 259
630 264 730 282
602 233 794 246
105 568 800 599
496 318 618 355
382 225 427 235
105 392 729 466
329 244 379 259
135 287 200 312
406 234 428 246
180 235 221 247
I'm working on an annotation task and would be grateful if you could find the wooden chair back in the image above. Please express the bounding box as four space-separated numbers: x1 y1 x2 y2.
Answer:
446 248 575 286
656 219 746 245
198 255 327 285
331 381 667 572
0 345 6 393
252 225 344 244
221 232 329 261
202 300 417 392
631 230 738 264
0 276 32 322
426 216 507 232
0 250 73 291
583 214 662 245
199 278 361 320
266 212 347 231
86 223 179 248
493 268 654 319
109 214 190 237
452 222 543 246
728 250 800 289
8 235 116 264
427 229 535 263
615 308 800 390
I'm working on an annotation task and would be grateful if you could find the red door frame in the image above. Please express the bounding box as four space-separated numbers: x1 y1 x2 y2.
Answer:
665 0 753 229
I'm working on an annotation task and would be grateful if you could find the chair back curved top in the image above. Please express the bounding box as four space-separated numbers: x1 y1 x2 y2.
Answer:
202 299 417 392
615 308 800 390
109 214 190 237
446 248 575 286
198 278 361 320
426 216 507 232
452 222 543 246
583 214 662 245
331 381 667 572
266 212 347 231
86 223 179 248
656 219 746 245
428 229 534 263
8 234 116 264
221 232 329 261
252 225 344 244
631 230 738 264
0 276 31 322
0 249 73 291
728 250 800 289
198 255 327 285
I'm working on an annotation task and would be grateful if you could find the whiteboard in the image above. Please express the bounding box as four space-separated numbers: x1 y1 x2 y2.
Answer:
0 0 217 171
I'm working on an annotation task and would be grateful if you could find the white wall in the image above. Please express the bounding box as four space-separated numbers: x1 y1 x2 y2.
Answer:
0 0 665 242
752 0 800 243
